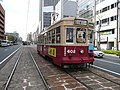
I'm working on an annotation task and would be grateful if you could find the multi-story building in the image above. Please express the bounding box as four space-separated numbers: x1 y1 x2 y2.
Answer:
0 4 5 41
39 0 60 32
43 0 60 6
77 0 120 50
27 32 32 42
77 0 94 22
54 0 77 22
96 0 119 50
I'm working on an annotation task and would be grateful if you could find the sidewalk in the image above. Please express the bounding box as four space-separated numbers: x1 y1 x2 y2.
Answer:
105 53 118 57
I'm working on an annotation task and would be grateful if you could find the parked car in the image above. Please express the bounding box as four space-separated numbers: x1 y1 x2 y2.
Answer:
94 47 104 58
0 40 9 47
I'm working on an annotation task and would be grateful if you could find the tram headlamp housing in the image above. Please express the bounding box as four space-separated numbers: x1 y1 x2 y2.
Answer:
80 49 84 54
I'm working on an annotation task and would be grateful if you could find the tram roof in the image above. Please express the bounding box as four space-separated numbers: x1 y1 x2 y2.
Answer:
39 17 94 36
47 17 89 29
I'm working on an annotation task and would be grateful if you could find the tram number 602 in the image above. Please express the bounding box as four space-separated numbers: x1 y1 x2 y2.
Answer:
67 50 76 53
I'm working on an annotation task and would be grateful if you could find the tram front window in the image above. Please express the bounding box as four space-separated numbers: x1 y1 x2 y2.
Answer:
66 28 73 43
76 28 86 43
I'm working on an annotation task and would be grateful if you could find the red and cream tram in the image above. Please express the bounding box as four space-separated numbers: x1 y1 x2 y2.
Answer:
37 17 95 67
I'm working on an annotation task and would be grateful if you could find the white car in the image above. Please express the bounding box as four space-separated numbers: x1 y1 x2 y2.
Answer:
94 48 104 58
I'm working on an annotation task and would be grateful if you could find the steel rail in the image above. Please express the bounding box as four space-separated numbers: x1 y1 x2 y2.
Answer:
62 68 93 90
29 51 50 90
89 66 120 86
3 51 22 90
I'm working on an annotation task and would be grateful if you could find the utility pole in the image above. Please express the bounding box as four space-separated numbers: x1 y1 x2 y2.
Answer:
53 0 55 24
39 0 42 32
98 18 101 50
94 0 96 46
117 0 120 50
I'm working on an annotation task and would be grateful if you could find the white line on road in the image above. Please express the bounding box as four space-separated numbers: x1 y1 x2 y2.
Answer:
0 46 21 65
23 86 27 90
23 79 27 83
92 65 120 76
95 58 120 66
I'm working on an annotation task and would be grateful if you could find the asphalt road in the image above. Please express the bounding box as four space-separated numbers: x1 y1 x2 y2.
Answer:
0 45 21 62
94 54 120 75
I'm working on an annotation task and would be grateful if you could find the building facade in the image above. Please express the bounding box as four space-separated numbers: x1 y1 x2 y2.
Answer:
96 0 119 50
77 0 94 22
39 0 60 32
77 0 120 50
0 4 5 41
54 0 77 22
43 0 60 6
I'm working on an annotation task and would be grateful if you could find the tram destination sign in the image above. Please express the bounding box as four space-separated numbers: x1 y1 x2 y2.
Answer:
74 19 88 26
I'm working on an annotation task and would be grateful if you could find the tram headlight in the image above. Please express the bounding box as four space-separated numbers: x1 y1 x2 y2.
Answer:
80 49 84 54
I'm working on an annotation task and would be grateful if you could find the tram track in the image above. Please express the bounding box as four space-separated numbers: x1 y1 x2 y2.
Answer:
3 51 22 90
1 47 48 90
29 50 50 90
89 67 120 86
23 46 120 90
63 67 120 90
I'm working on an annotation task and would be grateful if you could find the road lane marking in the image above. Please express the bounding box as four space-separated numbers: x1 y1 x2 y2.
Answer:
23 86 27 90
0 46 21 65
92 65 120 76
95 58 120 66
23 79 27 83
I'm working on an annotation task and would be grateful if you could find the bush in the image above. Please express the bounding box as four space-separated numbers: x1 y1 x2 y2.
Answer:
116 51 120 56
102 50 117 55
102 50 120 58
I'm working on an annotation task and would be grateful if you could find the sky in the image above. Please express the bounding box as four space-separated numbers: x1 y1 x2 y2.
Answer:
1 0 39 41
0 0 76 41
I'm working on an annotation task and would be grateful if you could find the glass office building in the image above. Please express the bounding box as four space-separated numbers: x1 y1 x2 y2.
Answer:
44 0 60 6
39 0 60 32
77 0 94 22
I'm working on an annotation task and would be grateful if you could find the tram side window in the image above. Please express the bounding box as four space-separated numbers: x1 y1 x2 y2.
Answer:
52 30 55 43
56 26 61 43
66 28 73 43
76 28 86 43
38 36 41 43
48 31 52 44
88 30 93 43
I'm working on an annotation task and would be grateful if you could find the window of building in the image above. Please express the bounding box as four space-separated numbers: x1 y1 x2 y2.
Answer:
100 0 105 2
111 4 114 9
101 18 109 24
102 7 108 12
96 21 99 25
66 28 73 43
100 10 102 13
111 15 117 21
108 6 110 10
76 28 86 43
114 3 117 7
111 16 114 21
96 10 99 15
114 15 117 20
